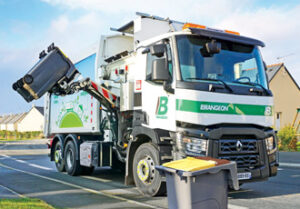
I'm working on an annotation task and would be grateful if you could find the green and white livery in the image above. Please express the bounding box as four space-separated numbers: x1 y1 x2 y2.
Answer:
175 89 273 126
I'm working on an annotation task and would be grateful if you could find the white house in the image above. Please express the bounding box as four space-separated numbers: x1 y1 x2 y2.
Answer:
0 115 8 130
0 115 15 131
6 113 27 131
18 106 44 132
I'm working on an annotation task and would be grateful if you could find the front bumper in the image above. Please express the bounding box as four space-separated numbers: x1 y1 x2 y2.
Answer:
237 151 278 182
175 125 278 182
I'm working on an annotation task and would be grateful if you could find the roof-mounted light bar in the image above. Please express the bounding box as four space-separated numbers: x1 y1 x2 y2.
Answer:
224 29 240 36
182 23 240 36
182 23 206 30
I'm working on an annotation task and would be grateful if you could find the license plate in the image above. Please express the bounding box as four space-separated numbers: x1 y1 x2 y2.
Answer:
238 172 252 180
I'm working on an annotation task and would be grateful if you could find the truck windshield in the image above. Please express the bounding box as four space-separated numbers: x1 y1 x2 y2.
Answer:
176 35 268 88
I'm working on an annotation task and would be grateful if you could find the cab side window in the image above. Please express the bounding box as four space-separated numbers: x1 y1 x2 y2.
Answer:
166 44 173 78
146 43 173 82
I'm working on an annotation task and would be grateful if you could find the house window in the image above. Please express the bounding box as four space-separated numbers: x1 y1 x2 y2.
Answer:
276 112 281 130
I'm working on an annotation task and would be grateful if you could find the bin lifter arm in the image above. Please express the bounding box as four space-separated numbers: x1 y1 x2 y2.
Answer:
61 77 118 113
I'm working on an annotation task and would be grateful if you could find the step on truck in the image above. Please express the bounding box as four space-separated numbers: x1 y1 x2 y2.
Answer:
13 12 278 196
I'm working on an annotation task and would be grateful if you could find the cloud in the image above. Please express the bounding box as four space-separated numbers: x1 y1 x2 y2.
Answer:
40 0 251 21
214 5 300 82
40 0 300 82
0 48 37 73
5 0 300 83
1 0 300 114
44 12 107 59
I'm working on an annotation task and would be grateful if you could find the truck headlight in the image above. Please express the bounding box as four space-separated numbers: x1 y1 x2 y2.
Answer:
265 136 276 153
183 137 208 156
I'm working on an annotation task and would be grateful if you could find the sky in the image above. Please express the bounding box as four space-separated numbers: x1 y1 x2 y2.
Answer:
0 0 300 114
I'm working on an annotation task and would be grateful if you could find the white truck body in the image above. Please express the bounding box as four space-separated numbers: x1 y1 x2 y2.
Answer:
22 12 277 196
45 35 134 135
45 17 274 135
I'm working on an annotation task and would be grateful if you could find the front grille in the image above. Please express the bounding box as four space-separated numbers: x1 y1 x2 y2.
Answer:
220 155 259 168
218 138 261 169
219 139 258 154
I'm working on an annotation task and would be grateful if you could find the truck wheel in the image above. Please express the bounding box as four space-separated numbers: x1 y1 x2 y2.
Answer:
133 143 166 196
64 140 82 176
54 141 65 172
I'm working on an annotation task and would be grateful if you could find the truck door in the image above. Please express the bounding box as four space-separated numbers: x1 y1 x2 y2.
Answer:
142 42 176 132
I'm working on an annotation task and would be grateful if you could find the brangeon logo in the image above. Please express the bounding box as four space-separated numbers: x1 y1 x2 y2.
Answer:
176 99 273 116
200 104 229 112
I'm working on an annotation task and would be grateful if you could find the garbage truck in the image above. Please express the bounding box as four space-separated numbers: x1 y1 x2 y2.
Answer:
13 12 278 196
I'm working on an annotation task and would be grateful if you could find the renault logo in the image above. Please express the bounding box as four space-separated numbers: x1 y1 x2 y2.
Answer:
236 140 243 152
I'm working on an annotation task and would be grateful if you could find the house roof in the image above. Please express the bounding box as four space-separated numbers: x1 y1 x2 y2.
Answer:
266 63 283 82
8 113 27 124
34 106 44 115
1 115 17 124
266 63 300 90
0 106 44 125
0 115 10 123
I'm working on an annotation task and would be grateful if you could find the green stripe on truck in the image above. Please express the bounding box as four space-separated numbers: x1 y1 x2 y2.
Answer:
176 99 273 116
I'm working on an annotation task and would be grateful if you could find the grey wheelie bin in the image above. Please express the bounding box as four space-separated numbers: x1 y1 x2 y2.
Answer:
156 158 239 209
12 43 78 102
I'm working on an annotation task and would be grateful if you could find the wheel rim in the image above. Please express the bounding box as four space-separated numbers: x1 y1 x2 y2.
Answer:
54 147 62 164
137 155 155 184
66 148 74 169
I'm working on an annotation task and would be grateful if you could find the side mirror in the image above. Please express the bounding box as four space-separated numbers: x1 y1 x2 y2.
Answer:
150 44 166 57
200 40 221 57
151 58 170 82
206 40 221 54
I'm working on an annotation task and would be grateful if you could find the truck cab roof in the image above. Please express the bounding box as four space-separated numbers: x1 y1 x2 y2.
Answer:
112 12 265 50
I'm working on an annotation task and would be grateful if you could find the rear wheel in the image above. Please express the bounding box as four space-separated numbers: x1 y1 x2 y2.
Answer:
133 143 166 196
64 140 82 176
54 141 65 172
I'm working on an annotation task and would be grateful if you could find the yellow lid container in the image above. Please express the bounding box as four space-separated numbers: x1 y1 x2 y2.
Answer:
162 157 216 172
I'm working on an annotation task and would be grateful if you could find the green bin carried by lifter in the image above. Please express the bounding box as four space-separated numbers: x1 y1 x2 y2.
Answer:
156 157 239 209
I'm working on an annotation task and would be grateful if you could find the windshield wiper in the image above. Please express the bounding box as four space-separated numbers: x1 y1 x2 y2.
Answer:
186 78 233 93
233 81 270 95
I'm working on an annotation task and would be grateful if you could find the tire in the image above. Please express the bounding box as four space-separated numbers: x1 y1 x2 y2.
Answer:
64 140 82 176
54 141 65 172
133 143 166 196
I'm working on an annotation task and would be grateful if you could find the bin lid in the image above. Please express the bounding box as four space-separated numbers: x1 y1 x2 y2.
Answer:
162 157 216 172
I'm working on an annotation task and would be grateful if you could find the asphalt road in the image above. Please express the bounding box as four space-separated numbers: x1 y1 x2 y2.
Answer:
0 139 300 209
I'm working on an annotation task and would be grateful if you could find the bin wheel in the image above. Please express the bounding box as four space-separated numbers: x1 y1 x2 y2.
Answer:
133 143 166 196
64 140 82 176
54 141 65 172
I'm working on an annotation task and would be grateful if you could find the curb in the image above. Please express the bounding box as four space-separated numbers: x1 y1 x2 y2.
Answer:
279 162 300 168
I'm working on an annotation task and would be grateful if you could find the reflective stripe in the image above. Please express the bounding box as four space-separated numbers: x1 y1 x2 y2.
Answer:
176 99 273 116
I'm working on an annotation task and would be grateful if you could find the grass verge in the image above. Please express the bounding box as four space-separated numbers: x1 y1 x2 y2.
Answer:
0 138 45 142
0 198 55 209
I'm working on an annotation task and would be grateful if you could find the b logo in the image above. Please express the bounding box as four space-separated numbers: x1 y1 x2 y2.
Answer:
156 96 168 118
264 106 272 116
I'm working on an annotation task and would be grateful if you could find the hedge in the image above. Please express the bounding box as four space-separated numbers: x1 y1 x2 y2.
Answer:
0 130 43 140
277 125 298 151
